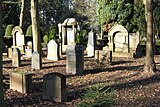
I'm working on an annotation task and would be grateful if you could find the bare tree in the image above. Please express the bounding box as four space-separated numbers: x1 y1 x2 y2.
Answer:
0 0 5 106
19 0 25 27
31 0 41 52
144 0 156 74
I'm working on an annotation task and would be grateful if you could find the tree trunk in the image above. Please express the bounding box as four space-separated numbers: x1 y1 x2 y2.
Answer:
0 0 5 106
31 0 41 52
19 0 25 27
144 0 156 74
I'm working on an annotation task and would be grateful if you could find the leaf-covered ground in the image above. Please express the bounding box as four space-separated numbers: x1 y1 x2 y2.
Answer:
2 54 160 107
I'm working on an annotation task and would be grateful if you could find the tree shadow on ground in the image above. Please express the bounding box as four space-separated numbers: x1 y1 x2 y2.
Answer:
68 73 160 102
84 65 143 75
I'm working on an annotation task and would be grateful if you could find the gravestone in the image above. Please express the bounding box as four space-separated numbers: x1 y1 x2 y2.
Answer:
12 48 21 67
95 50 112 64
86 45 94 57
66 45 84 75
12 26 25 53
86 30 95 57
25 41 33 58
47 40 59 61
8 48 12 58
59 18 80 53
10 71 32 94
108 24 129 52
42 73 66 102
31 52 42 69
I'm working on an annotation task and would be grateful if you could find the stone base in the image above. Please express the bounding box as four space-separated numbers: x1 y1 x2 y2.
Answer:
112 52 135 58
10 71 32 93
31 52 42 69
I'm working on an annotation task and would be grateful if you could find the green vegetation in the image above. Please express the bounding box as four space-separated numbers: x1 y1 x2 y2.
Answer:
76 30 88 47
4 24 14 38
43 26 57 47
26 25 32 36
76 86 116 107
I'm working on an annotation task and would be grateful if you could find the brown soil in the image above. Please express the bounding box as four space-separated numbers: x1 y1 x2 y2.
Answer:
3 55 160 107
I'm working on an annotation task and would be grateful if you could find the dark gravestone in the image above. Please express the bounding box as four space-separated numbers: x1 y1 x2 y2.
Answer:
42 73 66 102
66 45 84 75
12 48 21 67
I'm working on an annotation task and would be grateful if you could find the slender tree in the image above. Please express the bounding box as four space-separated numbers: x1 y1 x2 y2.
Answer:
144 0 156 74
31 0 41 52
19 0 25 27
31 0 42 69
0 0 5 106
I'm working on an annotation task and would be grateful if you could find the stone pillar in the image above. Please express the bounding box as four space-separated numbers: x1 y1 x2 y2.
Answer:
66 45 84 75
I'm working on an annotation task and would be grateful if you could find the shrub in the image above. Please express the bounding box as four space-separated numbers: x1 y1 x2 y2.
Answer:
26 25 32 36
47 26 57 40
4 24 14 38
76 30 88 47
76 86 116 107
43 35 49 47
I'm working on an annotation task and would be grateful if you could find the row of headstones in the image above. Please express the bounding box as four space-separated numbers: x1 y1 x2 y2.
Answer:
11 44 84 75
10 72 66 102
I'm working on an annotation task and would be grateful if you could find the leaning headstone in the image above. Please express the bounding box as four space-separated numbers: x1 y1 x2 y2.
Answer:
12 48 21 67
10 71 32 94
42 73 66 102
31 52 42 69
66 45 84 75
86 30 95 57
47 40 59 61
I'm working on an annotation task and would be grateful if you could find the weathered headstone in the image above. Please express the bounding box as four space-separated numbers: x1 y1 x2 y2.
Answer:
95 50 112 64
59 18 80 53
8 48 12 58
66 45 84 75
25 41 33 58
42 73 66 102
31 52 42 69
47 40 59 61
12 48 21 67
12 26 25 53
86 45 94 57
86 30 95 57
108 24 128 52
10 71 32 94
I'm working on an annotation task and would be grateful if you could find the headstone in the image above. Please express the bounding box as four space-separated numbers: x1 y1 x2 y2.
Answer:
10 71 32 93
42 73 66 102
31 52 42 69
47 40 59 61
108 24 129 52
86 45 94 57
25 41 33 58
95 50 112 64
66 45 84 75
12 48 21 67
60 18 79 53
25 48 32 58
86 30 95 57
12 26 25 53
15 31 25 46
8 48 12 58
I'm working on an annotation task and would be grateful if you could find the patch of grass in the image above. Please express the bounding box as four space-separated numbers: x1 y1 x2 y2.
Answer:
76 85 116 107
